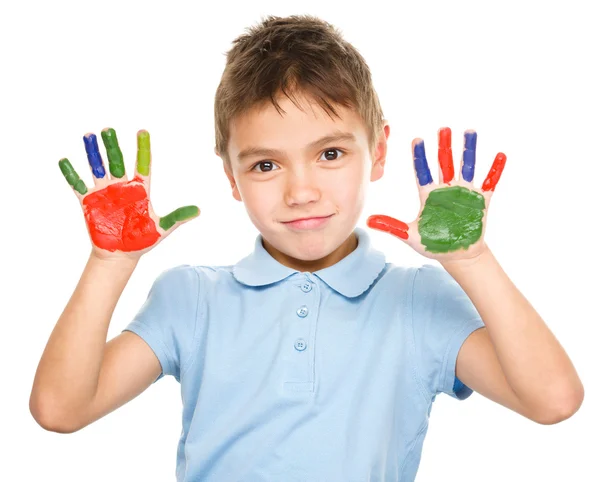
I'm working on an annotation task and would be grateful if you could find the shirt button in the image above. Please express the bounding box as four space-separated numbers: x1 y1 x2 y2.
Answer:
301 282 312 292
296 306 308 318
294 339 307 351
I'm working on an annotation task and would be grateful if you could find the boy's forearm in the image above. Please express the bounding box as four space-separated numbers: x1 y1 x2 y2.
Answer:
441 247 584 416
30 252 139 427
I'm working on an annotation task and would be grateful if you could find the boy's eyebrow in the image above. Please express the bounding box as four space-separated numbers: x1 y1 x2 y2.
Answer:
237 132 357 162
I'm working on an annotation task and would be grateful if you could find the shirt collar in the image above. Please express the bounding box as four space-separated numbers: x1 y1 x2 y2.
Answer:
232 227 387 298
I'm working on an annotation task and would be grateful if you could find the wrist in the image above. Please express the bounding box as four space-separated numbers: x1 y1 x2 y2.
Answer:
89 249 140 272
440 243 494 274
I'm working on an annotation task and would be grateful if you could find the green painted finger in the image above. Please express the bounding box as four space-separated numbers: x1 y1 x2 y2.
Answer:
136 130 151 176
101 128 126 178
59 158 88 195
159 205 200 231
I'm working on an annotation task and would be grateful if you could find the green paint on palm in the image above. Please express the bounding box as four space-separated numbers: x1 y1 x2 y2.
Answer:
137 130 151 176
59 158 88 194
418 186 485 253
159 205 199 231
101 128 125 178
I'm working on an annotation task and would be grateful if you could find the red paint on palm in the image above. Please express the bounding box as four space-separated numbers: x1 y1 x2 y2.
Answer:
482 152 507 192
82 178 160 252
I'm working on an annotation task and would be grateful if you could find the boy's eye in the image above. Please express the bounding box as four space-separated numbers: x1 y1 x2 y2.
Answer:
250 148 345 173
252 160 278 173
320 148 344 161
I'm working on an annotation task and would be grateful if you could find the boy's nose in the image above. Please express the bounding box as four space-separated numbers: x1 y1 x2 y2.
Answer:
283 171 322 206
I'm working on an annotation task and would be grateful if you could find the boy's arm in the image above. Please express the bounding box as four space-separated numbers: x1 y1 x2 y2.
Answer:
29 253 161 433
31 127 199 433
367 126 584 423
444 247 584 424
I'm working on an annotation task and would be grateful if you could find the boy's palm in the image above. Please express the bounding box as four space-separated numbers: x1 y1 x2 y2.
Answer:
59 128 199 260
367 127 506 263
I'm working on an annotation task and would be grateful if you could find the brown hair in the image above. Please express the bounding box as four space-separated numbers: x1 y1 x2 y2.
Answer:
214 14 385 167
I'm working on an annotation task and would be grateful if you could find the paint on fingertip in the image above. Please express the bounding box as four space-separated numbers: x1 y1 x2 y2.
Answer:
438 127 454 183
414 140 433 186
462 131 477 182
83 133 106 178
159 205 200 231
136 130 151 176
101 128 126 178
482 152 506 191
59 158 88 194
366 214 409 240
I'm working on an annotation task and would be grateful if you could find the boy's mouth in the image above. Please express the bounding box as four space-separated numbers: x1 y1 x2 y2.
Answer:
282 214 334 230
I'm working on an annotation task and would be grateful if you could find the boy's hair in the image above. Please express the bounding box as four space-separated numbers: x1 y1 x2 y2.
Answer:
214 14 385 168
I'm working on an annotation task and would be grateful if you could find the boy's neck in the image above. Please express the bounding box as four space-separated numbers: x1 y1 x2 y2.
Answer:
261 231 358 273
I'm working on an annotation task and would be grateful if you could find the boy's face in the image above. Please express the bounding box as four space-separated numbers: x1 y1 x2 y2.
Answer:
219 92 389 272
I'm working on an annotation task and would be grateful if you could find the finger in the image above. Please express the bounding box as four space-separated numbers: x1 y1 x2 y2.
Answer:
58 158 88 195
159 205 200 232
461 130 477 183
412 138 433 186
135 130 152 179
101 127 126 179
438 127 454 184
482 152 507 192
366 214 409 240
83 133 108 185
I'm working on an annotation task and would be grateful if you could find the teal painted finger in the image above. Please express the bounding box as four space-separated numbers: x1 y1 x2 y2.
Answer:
159 205 199 231
136 130 151 176
59 158 88 194
101 128 126 178
418 186 485 253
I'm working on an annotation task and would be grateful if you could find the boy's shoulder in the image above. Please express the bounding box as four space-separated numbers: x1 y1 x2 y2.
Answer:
155 263 236 285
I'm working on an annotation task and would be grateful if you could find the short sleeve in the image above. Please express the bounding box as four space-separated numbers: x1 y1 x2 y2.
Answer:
411 264 485 401
122 265 200 384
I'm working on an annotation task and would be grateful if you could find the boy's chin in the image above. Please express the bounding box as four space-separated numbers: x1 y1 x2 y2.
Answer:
266 227 356 267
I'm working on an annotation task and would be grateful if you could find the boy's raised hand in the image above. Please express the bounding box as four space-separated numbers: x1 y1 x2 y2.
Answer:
367 127 506 263
59 128 200 260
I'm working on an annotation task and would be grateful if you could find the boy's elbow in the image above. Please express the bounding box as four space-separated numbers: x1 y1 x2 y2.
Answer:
534 385 585 425
29 394 82 434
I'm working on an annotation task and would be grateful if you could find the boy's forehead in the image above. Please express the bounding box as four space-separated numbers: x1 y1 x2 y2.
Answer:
229 95 367 158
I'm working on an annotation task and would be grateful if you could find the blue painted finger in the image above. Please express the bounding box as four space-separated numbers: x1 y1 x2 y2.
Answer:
414 140 433 186
83 133 106 179
462 131 477 182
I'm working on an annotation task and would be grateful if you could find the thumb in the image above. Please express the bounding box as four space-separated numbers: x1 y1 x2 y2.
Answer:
366 214 409 241
159 205 200 232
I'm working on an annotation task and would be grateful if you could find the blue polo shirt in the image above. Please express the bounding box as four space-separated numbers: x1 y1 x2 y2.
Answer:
123 227 485 481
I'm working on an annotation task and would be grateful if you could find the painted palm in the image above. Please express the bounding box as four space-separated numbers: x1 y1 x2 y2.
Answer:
367 127 506 262
59 128 199 257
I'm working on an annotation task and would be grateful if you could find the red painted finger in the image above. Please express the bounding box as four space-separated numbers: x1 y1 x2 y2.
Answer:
438 127 454 184
481 152 507 192
366 214 409 240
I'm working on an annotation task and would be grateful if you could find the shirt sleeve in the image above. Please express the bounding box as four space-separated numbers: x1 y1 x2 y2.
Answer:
411 263 485 401
122 264 200 384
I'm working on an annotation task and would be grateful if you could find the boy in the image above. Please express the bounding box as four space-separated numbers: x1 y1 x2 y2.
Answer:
30 14 584 482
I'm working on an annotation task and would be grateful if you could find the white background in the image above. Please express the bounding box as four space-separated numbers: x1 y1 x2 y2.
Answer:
1 0 598 480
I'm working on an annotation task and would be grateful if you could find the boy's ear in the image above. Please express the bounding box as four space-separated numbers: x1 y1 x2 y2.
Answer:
370 122 390 182
221 158 242 202
215 146 242 202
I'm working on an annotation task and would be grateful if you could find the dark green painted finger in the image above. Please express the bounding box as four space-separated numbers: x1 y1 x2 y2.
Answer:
136 130 151 176
101 128 126 178
59 158 88 195
159 205 200 231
